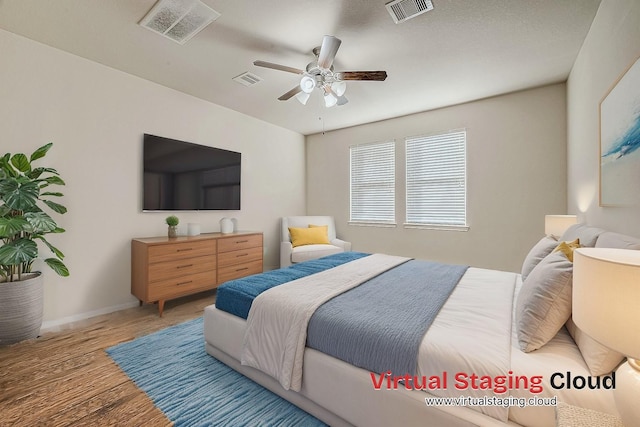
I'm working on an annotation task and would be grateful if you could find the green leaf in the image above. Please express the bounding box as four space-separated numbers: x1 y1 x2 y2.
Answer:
43 200 67 214
0 238 37 265
36 236 65 260
0 217 29 238
41 192 63 197
10 154 31 173
1 178 39 211
28 167 59 180
42 176 66 186
44 258 69 277
25 211 57 233
30 143 53 162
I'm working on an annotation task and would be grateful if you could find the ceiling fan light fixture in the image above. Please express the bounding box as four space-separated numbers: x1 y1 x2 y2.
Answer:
295 91 311 105
324 92 338 108
300 75 316 94
331 81 347 97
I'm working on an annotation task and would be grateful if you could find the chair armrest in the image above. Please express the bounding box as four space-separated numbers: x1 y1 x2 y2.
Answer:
331 238 352 252
280 241 293 268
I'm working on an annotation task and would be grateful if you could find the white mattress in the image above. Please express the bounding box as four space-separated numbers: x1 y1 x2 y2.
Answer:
204 267 618 427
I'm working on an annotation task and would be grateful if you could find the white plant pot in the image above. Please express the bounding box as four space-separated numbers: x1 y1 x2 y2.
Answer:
0 272 44 345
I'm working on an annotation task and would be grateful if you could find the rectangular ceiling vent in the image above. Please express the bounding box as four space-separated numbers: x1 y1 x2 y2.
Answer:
139 0 221 45
385 0 434 24
232 72 263 87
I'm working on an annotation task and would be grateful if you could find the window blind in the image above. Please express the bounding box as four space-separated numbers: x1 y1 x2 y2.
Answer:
350 141 395 224
406 130 466 227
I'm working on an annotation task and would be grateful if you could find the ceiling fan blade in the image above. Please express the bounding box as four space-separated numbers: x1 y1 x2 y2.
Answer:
336 71 388 81
254 60 304 75
278 86 303 101
317 35 342 70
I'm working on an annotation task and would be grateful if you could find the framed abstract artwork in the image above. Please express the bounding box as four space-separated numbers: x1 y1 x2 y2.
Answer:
599 55 640 206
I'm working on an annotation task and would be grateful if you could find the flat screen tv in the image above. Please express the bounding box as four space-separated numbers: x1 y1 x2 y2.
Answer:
143 134 241 211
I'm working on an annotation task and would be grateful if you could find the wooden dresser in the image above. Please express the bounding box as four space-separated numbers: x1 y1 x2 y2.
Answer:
131 231 263 316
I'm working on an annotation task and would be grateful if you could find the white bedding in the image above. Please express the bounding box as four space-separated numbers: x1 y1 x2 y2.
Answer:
241 254 410 391
204 265 619 426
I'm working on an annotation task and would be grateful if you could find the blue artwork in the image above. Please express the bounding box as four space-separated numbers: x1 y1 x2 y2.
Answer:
600 56 640 206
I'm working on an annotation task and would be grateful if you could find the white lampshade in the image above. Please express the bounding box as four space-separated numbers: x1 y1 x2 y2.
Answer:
295 91 310 105
331 81 347 96
573 248 640 359
299 75 316 94
573 247 640 426
324 92 338 107
544 214 577 238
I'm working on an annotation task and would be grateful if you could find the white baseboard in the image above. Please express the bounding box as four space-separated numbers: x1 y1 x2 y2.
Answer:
41 301 140 333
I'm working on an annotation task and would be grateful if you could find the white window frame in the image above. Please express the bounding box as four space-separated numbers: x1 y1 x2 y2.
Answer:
349 140 396 227
405 129 468 231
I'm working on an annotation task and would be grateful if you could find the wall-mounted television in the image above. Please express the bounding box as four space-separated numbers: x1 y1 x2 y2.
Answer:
143 134 241 211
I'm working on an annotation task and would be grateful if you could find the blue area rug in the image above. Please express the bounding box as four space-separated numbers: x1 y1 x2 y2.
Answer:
106 318 327 427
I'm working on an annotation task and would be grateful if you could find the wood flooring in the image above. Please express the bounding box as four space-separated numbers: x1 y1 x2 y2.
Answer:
0 291 215 426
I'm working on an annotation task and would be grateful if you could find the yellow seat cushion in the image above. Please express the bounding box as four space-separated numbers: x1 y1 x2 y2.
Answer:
288 226 330 247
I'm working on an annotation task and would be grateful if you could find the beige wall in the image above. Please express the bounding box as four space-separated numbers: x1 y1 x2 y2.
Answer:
0 29 306 325
567 0 640 236
306 84 567 272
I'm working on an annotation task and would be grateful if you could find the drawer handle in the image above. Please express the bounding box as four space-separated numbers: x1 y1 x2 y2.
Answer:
235 240 249 244
236 267 249 272
177 248 193 252
177 264 193 269
176 280 193 286
236 253 248 258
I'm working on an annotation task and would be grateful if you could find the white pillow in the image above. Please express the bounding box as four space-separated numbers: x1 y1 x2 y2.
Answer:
521 236 558 281
565 317 624 376
516 251 573 352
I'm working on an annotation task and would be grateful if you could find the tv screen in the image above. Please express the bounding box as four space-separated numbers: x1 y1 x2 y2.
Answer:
143 134 241 211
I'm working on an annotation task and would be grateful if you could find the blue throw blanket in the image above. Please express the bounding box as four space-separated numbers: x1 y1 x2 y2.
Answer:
306 260 468 377
216 252 370 319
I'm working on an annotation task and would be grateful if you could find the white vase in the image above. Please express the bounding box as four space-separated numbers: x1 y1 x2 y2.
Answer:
0 272 44 345
220 217 234 234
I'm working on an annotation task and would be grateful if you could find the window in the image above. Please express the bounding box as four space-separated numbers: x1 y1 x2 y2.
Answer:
349 141 395 225
405 130 467 229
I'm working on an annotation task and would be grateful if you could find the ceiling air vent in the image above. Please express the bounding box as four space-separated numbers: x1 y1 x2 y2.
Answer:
385 0 434 24
232 72 263 87
139 0 221 45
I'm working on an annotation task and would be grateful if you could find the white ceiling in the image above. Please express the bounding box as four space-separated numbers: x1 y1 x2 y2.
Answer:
0 0 601 135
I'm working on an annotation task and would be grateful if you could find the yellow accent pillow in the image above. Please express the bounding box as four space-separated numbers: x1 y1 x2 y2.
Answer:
553 238 581 262
288 226 330 247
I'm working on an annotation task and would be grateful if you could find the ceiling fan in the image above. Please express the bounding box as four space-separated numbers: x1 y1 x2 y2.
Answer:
254 35 388 108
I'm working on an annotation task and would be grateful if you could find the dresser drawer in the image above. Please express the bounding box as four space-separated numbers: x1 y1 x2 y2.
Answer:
148 270 217 301
217 234 262 253
148 240 216 263
218 259 263 284
216 246 262 267
148 256 216 283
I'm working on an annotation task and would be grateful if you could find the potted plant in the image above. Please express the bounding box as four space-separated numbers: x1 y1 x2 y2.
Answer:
166 215 179 238
0 143 69 345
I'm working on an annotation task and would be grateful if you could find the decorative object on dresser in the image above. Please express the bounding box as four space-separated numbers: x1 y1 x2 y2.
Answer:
131 231 262 316
219 217 236 234
165 215 179 238
0 143 69 345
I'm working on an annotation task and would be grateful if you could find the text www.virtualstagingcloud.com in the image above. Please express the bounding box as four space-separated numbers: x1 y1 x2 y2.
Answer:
424 395 557 409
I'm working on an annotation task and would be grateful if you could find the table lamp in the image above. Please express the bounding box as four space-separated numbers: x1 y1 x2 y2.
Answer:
544 215 577 239
573 248 640 426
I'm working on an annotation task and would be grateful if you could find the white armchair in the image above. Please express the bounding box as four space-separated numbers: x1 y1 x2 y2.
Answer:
280 216 352 268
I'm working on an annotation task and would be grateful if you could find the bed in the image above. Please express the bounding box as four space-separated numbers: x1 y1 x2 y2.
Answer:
203 224 639 426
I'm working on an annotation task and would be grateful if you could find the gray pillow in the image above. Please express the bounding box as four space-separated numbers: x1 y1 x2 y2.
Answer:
560 223 605 247
521 236 558 281
516 251 573 352
565 317 624 376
